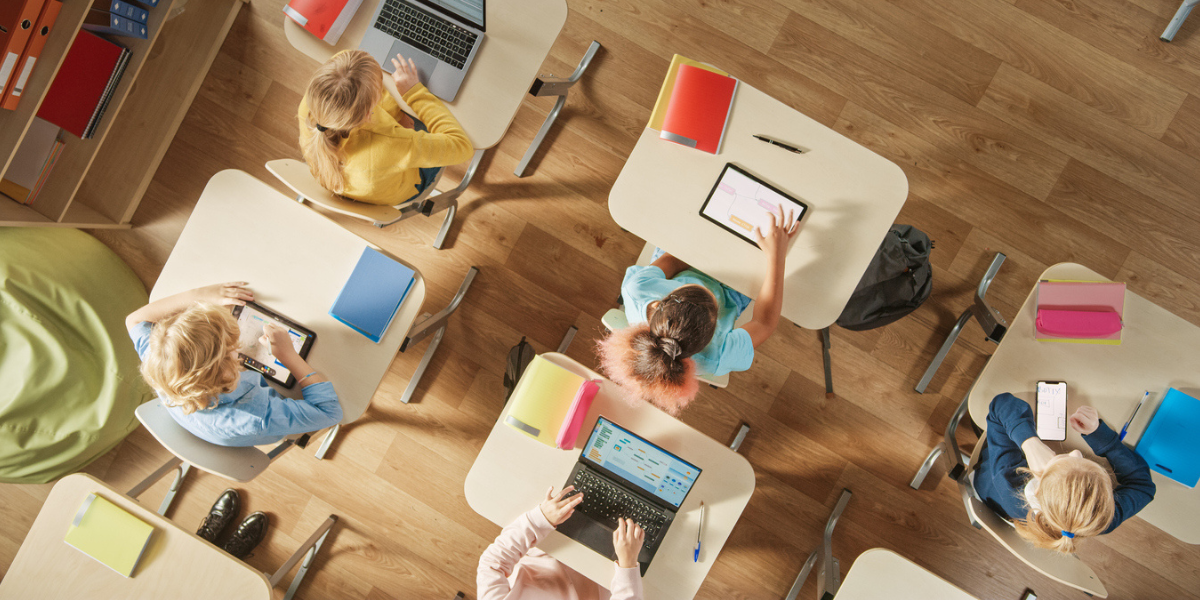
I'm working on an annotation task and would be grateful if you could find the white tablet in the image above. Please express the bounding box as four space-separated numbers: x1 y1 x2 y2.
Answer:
699 163 808 245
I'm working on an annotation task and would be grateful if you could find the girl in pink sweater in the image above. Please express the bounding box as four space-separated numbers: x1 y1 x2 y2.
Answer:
477 486 644 600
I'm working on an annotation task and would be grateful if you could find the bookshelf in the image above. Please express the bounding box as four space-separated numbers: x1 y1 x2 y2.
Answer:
0 0 245 228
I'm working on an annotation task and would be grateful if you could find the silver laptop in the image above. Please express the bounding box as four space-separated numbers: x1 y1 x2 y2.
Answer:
359 0 485 102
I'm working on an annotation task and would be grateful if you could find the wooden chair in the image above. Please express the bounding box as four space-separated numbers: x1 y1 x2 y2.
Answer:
912 403 1108 597
128 399 338 600
266 157 477 249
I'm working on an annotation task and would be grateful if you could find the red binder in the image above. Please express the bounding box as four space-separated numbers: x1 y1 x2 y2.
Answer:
283 0 364 45
2 0 61 110
0 0 45 96
660 64 739 155
36 30 128 138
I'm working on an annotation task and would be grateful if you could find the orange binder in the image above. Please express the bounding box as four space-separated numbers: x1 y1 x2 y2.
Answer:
2 0 61 110
0 0 45 100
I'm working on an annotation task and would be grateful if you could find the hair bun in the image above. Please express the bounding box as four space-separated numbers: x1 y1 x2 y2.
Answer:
659 336 682 360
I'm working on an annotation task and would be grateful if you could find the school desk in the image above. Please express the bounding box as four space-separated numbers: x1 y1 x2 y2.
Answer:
970 263 1200 544
0 474 270 600
150 170 473 458
464 353 756 600
608 81 910 330
832 549 978 600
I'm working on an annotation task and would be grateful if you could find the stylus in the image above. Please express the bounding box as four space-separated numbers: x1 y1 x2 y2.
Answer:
1119 391 1151 441
753 134 806 154
694 501 704 562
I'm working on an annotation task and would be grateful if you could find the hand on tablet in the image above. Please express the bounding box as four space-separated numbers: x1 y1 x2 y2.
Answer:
753 204 799 263
260 323 296 359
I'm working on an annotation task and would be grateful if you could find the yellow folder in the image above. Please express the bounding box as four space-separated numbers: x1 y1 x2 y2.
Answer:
647 54 729 131
64 493 154 578
504 355 585 447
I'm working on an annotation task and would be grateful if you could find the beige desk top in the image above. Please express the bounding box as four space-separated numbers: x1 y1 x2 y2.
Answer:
464 353 756 600
833 549 977 600
971 263 1200 544
283 0 568 149
608 86 909 330
0 474 270 600
150 169 425 424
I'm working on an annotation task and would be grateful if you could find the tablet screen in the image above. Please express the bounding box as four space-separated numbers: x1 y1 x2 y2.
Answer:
231 302 315 388
699 163 808 245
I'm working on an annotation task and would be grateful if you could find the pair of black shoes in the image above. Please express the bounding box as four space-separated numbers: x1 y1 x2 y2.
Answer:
196 489 268 560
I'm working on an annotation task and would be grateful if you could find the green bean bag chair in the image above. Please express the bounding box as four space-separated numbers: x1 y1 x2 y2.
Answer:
0 228 152 483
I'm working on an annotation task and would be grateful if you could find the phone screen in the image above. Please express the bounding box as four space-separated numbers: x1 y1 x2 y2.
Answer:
1036 381 1068 441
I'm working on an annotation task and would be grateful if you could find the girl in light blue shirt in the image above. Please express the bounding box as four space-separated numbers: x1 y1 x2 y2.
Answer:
126 282 342 447
598 207 798 414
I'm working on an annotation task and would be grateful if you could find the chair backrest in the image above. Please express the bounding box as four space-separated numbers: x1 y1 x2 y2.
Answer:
265 158 406 223
961 438 1107 598
135 399 272 483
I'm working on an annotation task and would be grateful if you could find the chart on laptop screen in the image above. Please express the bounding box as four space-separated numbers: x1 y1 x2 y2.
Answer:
584 418 699 507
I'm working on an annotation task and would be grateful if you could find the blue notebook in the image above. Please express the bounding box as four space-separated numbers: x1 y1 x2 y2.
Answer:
1135 388 1200 488
330 247 416 343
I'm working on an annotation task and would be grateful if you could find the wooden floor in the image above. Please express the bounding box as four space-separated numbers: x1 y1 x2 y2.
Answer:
4 0 1200 598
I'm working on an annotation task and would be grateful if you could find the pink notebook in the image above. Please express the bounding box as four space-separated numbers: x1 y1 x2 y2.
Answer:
1034 281 1125 344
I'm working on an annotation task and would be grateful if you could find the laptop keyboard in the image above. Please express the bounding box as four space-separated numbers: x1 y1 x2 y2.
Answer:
569 469 668 540
374 0 478 70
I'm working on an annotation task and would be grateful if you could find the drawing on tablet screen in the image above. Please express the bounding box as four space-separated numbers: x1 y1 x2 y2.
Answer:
236 310 305 377
708 168 790 233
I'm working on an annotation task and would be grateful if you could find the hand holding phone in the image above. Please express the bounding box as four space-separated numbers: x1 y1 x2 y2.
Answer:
1036 381 1068 441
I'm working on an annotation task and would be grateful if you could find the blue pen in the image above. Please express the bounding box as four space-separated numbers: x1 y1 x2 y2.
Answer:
1119 391 1151 441
693 501 705 562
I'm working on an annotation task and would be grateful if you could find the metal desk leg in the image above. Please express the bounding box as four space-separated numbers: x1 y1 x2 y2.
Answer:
398 266 480 404
1162 0 1199 41
730 424 751 452
557 326 578 354
915 253 1006 394
514 41 602 177
820 327 834 397
271 515 338 600
785 489 852 600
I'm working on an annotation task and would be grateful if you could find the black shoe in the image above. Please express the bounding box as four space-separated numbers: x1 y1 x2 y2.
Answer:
197 489 240 543
223 512 268 559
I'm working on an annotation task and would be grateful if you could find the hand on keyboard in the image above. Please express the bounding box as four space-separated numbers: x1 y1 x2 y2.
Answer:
540 485 584 527
613 518 645 569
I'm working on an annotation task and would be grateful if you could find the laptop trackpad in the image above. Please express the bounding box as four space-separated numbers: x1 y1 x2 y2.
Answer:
386 42 439 83
558 514 615 559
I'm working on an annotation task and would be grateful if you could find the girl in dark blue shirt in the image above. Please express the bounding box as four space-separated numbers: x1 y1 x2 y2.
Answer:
974 393 1156 553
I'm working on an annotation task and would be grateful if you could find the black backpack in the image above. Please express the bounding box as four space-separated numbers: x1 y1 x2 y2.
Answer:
503 337 536 399
836 225 933 331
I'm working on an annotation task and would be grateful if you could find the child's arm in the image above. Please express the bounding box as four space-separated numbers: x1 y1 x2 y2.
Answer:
125 282 253 330
649 252 691 279
1073 408 1156 533
381 55 474 168
741 206 800 348
262 323 328 386
477 487 583 600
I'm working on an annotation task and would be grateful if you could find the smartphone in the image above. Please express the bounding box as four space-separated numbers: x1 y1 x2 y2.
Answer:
1036 381 1068 441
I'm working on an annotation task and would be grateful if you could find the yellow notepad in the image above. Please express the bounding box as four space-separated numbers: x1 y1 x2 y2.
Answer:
504 355 585 447
64 494 154 577
647 54 729 131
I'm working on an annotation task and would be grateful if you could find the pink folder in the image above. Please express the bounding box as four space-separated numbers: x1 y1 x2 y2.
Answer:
1034 281 1125 344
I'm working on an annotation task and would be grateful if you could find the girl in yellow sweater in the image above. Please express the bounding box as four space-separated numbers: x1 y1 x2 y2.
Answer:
298 50 473 205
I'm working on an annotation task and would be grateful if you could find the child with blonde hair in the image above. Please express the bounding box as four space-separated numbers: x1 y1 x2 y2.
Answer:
126 282 342 447
597 206 799 414
298 50 473 205
973 393 1156 553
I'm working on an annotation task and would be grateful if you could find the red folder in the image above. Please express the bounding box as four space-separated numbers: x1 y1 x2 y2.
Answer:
660 64 738 155
283 0 364 45
0 0 45 97
36 30 127 138
2 0 61 110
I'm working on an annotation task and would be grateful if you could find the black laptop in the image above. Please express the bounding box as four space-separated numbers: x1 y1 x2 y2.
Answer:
558 416 702 576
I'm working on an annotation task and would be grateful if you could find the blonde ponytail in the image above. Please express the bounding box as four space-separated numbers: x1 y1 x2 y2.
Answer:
300 50 384 194
1014 458 1115 553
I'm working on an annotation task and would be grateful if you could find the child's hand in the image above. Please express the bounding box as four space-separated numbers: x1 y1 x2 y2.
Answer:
753 204 800 263
260 323 297 359
390 54 421 94
613 518 645 569
1069 406 1100 435
539 486 583 527
194 282 253 306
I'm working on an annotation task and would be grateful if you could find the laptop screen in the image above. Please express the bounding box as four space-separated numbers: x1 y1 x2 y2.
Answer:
418 0 485 30
581 417 701 508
